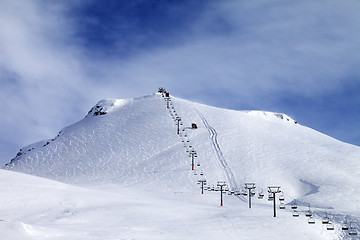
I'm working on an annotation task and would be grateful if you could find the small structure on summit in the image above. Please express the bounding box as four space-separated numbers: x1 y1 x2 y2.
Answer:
191 123 197 129
158 87 165 93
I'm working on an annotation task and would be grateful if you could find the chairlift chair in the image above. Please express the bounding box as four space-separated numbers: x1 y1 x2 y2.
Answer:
279 193 285 202
268 193 274 201
308 217 315 224
305 205 312 217
305 211 312 218
326 223 334 230
258 193 264 199
291 204 297 210
341 218 349 230
197 163 201 167
279 203 285 209
348 228 358 236
241 188 248 196
292 210 299 217
342 224 349 231
322 216 329 224
258 189 264 199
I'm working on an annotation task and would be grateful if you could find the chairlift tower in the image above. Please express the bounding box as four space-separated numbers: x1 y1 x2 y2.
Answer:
198 178 207 194
176 117 181 135
158 87 165 96
217 181 226 206
268 186 281 217
244 183 256 208
165 97 170 109
189 150 197 170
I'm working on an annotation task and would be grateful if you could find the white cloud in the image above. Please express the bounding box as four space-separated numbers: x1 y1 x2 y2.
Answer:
1 0 360 164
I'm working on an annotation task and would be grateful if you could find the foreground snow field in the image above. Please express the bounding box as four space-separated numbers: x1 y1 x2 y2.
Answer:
2 93 360 239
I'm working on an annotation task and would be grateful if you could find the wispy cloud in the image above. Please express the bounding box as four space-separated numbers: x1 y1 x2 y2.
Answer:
1 0 359 164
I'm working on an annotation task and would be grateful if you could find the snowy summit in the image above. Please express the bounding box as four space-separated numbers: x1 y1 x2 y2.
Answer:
1 91 360 239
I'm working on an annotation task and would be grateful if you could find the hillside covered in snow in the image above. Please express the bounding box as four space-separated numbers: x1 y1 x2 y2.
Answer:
2 92 360 239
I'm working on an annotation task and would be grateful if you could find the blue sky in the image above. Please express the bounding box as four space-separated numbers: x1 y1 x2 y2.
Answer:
0 0 360 166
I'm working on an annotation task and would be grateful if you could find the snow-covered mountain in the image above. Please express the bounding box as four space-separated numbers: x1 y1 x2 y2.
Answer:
2 93 360 239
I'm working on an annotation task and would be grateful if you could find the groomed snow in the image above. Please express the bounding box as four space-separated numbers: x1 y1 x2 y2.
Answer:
2 93 360 239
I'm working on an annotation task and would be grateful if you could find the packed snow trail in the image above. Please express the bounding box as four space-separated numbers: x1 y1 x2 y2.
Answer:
194 109 244 201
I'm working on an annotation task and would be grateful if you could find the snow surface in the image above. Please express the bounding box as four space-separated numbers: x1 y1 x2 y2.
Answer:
2 93 360 239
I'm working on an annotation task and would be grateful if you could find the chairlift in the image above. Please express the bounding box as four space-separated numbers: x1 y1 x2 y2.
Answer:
197 163 201 167
258 193 264 199
200 171 204 176
291 203 298 210
234 191 241 196
279 203 285 209
308 217 315 224
279 192 285 202
305 205 312 217
349 228 358 236
326 223 334 230
258 189 264 199
342 223 349 231
292 210 299 217
194 171 197 176
322 213 329 224
348 222 358 235
230 190 235 195
228 191 233 195
241 189 248 196
268 193 274 201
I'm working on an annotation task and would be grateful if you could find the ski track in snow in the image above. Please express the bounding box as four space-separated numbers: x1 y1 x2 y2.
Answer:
194 109 245 202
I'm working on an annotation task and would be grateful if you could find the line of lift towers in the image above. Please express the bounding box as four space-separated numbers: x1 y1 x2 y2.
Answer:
158 88 358 237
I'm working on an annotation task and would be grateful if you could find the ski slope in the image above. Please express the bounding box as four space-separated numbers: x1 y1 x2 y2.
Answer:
2 93 360 239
